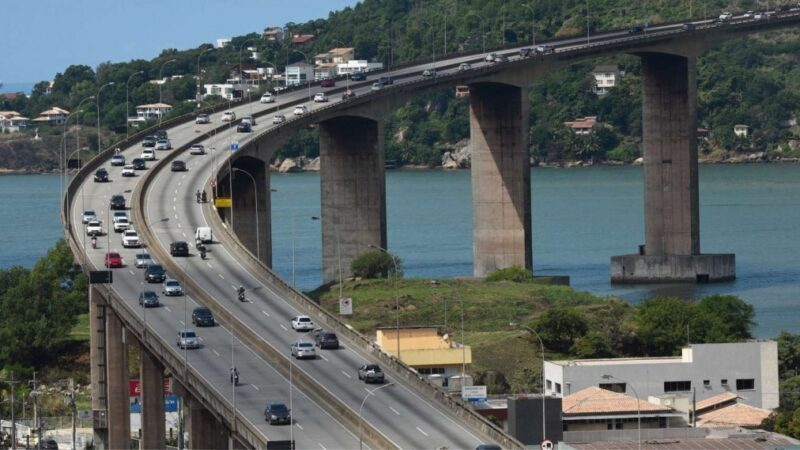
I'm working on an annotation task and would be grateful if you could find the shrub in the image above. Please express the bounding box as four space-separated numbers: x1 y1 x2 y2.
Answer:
350 250 402 279
485 266 534 282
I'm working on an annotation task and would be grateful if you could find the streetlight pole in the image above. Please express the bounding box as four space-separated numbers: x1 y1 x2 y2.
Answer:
522 4 536 45
368 244 400 360
158 59 177 126
602 374 641 450
96 82 115 153
358 382 395 450
196 47 214 108
586 0 591 44
61 96 93 210
126 71 144 139
510 322 547 444
4 372 20 449
467 12 486 53
232 168 260 261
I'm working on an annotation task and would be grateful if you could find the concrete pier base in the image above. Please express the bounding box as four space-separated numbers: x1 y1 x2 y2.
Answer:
89 288 108 449
105 310 130 450
184 394 228 449
611 253 735 283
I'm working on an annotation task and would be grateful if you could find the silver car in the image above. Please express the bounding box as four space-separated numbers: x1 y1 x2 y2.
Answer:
134 253 155 268
177 329 200 349
162 278 183 296
291 341 316 359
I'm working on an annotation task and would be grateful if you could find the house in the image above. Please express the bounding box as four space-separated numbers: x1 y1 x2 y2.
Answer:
375 326 471 379
0 111 29 133
216 38 231 48
262 27 284 41
229 64 258 82
291 33 315 45
285 62 314 87
336 60 384 76
32 107 69 125
697 127 710 139
564 116 598 135
544 341 779 411
734 124 750 137
592 64 622 95
563 386 683 432
315 48 355 66
131 103 172 124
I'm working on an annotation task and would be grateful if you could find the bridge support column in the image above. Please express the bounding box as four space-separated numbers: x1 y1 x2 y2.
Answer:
140 346 165 450
183 394 229 449
89 288 108 449
105 310 130 450
223 157 272 267
469 83 532 277
611 53 734 283
319 116 386 284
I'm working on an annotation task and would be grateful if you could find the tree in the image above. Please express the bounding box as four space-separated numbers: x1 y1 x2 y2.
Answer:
778 332 800 379
532 307 588 353
350 250 402 279
694 295 754 343
636 297 694 356
571 332 616 358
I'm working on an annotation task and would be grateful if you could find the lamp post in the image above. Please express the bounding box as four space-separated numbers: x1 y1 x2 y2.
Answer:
358 382 395 450
586 0 591 44
196 47 214 108
421 19 437 70
521 3 536 45
466 12 486 53
96 82 115 153
510 322 547 443
61 96 93 208
158 59 178 126
291 50 312 102
232 168 260 261
602 374 641 450
238 39 258 116
126 71 144 139
368 244 400 360
3 372 20 449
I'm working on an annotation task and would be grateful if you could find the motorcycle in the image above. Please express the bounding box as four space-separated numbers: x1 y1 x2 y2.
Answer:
91 236 97 249
201 191 208 203
238 290 246 302
231 370 239 386
200 246 207 260
196 190 201 203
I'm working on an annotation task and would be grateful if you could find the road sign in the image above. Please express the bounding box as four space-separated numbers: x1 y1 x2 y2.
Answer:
541 439 553 450
129 378 173 396
230 140 239 152
461 385 487 403
339 297 353 315
89 270 112 284
215 197 232 208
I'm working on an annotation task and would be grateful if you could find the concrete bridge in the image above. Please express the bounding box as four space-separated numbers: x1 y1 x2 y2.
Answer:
62 9 800 450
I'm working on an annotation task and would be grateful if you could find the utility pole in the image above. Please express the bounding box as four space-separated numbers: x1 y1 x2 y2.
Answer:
7 372 20 450
67 378 77 450
30 371 40 445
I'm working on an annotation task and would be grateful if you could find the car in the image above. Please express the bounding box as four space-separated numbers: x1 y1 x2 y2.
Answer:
155 139 172 150
36 439 59 450
121 165 135 177
341 90 356 100
110 194 126 210
458 62 472 71
170 160 187 172
86 220 103 236
112 210 129 221
535 44 554 55
82 209 97 223
492 54 508 63
113 217 131 233
628 25 644 34
519 47 534 58
371 81 384 91
291 341 316 359
236 122 252 132
189 144 206 155
191 307 215 327
104 252 123 268
260 93 276 103
350 72 367 81
142 136 156 147
242 116 256 126
221 111 236 122
138 290 159 308
485 52 499 62
195 113 210 124
177 329 200 349
155 130 168 140
293 105 308 116
313 92 328 103
144 264 167 283
141 149 156 161
170 241 189 257
162 278 183 296
422 68 437 78
121 229 140 248
134 252 155 268
320 78 335 88
718 12 733 21
475 445 503 450
754 12 765 19
743 10 755 18
357 364 385 383
379 76 394 85
272 114 286 124
132 158 146 170
313 330 339 349
94 168 109 182
291 315 314 331
264 403 291 425
110 154 126 166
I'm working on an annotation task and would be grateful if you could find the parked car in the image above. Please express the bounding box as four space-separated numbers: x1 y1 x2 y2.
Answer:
144 264 167 283
104 252 123 268
141 149 156 161
422 68 437 78
313 92 328 103
192 307 215 327
195 113 210 124
170 160 187 172
236 122 252 132
138 291 159 308
189 144 205 155
291 341 316 359
110 154 126 166
320 78 336 88
273 114 286 124
86 220 103 236
110 194 126 210
134 253 154 268
170 241 190 257
121 229 140 248
162 278 183 296
94 168 109 182
293 105 308 116
113 217 130 232
82 209 97 223
221 111 236 122
264 403 291 425
718 12 733 21
291 315 314 331
132 158 146 170
357 364 385 383
36 439 59 450
379 76 394 85
242 115 256 126
121 165 136 177
177 329 200 349
142 136 156 147
458 62 472 71
350 72 367 81
155 139 172 150
260 93 276 103
313 330 339 349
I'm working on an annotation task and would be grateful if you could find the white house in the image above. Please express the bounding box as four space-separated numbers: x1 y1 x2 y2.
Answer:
216 38 231 48
131 103 172 123
0 111 29 133
262 27 284 41
592 64 622 95
32 107 69 125
336 60 384 76
734 124 750 137
285 62 314 87
564 116 598 135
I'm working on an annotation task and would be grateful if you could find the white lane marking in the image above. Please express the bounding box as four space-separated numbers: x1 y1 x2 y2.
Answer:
389 406 400 416
341 371 352 379
296 423 303 431
251 384 260 391
212 349 220 357
319 354 328 362
177 223 182 229
129 270 135 275
416 426 428 437
179 320 185 326
174 189 178 195
206 262 212 268
164 307 172 312
218 274 224 280
262 310 270 317
182 232 186 238
173 205 176 211
279 324 288 331
318 444 326 450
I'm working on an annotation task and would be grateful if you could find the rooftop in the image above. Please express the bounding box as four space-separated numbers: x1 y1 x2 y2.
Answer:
563 387 672 416
697 403 772 429
694 392 738 412
568 431 797 449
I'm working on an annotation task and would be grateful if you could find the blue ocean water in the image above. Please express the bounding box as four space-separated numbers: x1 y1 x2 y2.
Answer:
0 82 35 94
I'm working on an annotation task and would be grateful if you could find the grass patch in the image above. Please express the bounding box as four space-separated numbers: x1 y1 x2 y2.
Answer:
69 313 90 342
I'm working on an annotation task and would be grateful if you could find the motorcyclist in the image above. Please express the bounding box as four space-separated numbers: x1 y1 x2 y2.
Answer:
230 366 239 385
91 236 97 249
201 190 207 203
237 285 245 301
196 190 201 203
198 243 207 259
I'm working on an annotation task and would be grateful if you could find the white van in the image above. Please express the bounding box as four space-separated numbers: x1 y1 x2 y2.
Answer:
195 227 212 244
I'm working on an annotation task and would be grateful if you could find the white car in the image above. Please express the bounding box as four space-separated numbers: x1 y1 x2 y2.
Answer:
485 52 499 62
86 220 103 236
221 111 236 122
110 155 125 166
273 114 286 124
82 210 97 223
121 229 140 248
313 93 328 103
458 62 471 72
189 144 206 155
291 315 315 331
177 329 200 349
291 341 316 359
260 93 275 103
141 149 156 161
134 252 155 269
112 211 128 222
293 105 308 116
155 139 172 150
195 113 210 124
113 217 131 233
162 278 183 296
121 165 135 177
422 68 437 78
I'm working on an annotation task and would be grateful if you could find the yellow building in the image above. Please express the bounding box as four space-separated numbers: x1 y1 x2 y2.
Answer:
376 327 472 377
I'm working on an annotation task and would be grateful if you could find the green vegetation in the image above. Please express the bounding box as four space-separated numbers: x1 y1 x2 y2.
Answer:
486 265 535 282
763 332 800 438
350 249 403 279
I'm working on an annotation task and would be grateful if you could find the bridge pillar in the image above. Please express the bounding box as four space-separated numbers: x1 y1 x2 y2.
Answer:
611 53 735 283
222 157 272 267
319 116 387 284
89 288 108 449
105 309 131 450
140 345 165 450
469 83 532 277
183 394 229 449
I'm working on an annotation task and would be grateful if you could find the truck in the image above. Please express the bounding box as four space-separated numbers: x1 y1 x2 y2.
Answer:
195 227 213 244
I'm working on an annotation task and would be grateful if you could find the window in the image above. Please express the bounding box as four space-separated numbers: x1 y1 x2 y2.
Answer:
664 381 691 392
721 379 729 386
599 383 627 394
417 368 445 375
556 383 562 394
736 379 755 390
703 380 711 387
546 380 552 390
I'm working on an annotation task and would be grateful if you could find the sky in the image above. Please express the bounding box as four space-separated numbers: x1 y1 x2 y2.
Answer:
2 0 360 83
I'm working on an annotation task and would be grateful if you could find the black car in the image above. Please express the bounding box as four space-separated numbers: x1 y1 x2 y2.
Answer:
94 168 109 182
519 47 533 58
191 307 215 327
628 25 644 34
142 135 156 147
170 160 186 172
379 76 393 85
138 290 160 308
314 330 339 349
132 158 146 170
109 194 126 210
350 72 366 81
170 241 189 257
36 439 59 450
144 264 167 283
155 130 168 140
264 403 291 425
237 122 251 133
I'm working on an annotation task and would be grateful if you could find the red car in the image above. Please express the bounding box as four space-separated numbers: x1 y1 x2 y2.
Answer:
320 78 335 88
104 252 123 268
